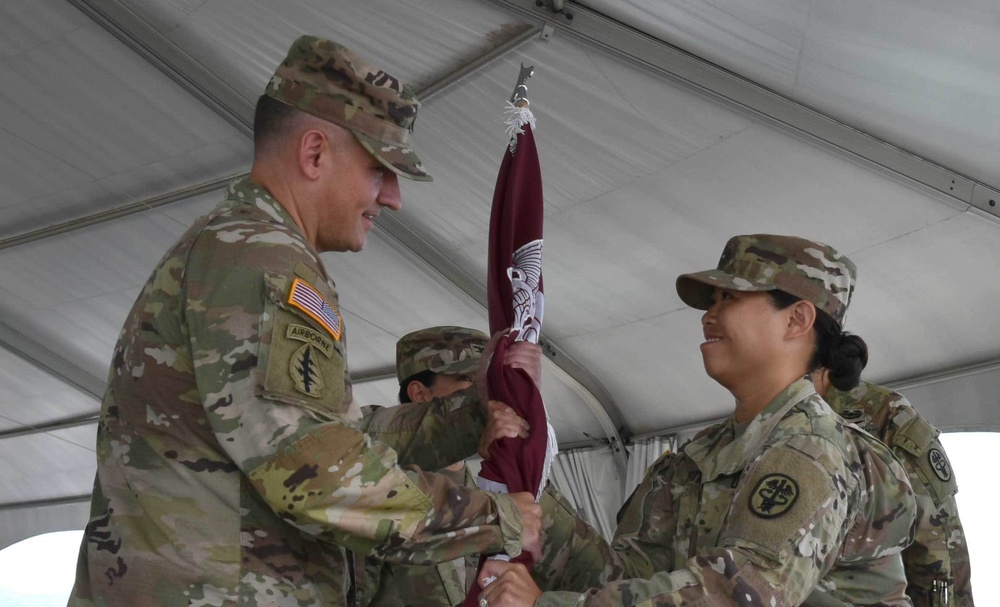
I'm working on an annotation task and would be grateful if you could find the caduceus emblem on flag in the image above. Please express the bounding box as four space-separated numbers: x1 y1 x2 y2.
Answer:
462 64 558 607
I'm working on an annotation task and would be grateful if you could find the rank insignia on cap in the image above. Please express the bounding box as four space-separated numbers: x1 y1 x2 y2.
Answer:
928 448 952 482
288 278 342 340
749 473 799 518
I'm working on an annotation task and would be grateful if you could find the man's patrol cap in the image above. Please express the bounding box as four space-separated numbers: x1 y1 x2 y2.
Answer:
265 35 432 181
396 326 489 384
676 234 857 324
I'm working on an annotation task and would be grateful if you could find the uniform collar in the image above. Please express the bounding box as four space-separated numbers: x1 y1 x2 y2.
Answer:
226 176 302 235
684 378 817 480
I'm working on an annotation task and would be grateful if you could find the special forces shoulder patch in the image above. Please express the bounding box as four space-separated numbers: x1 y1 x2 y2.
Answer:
287 324 333 398
260 272 346 409
927 448 952 482
749 473 799 518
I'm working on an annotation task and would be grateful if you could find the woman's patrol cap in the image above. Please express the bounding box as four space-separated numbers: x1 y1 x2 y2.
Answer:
265 35 432 181
675 234 857 324
396 326 489 384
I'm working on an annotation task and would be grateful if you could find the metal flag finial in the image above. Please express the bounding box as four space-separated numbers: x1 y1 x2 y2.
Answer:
509 63 534 107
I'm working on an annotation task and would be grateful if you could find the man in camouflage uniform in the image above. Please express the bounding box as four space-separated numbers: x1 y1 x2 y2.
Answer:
68 36 542 606
476 235 917 607
367 327 505 607
817 378 974 606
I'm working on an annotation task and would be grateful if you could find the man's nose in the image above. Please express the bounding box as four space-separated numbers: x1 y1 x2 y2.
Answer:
378 171 401 211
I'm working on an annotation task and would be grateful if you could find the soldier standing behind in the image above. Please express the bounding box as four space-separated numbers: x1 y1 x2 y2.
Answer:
367 327 519 607
68 36 541 606
477 234 917 607
815 376 974 607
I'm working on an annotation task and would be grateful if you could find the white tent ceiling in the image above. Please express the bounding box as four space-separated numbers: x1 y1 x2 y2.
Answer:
1 0 998 549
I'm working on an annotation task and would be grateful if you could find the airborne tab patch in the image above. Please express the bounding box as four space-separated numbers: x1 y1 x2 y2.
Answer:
749 473 799 518
287 324 334 357
288 278 342 340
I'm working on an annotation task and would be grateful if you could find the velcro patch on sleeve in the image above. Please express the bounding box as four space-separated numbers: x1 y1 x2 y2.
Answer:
914 441 959 504
722 446 836 558
892 414 957 503
288 277 342 340
264 308 345 407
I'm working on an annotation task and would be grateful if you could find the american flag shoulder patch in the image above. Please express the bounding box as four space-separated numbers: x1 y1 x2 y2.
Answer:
287 278 342 341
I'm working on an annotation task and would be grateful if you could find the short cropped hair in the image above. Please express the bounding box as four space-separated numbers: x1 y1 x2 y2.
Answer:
253 94 305 154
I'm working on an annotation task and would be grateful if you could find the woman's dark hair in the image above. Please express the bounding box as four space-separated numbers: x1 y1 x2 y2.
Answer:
397 370 438 403
767 290 868 391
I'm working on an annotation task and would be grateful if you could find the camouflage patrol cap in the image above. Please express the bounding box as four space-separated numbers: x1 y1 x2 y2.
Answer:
396 326 489 384
266 35 432 181
676 234 857 324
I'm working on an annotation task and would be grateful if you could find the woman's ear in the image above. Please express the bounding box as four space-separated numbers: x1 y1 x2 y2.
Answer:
406 380 432 404
786 300 816 341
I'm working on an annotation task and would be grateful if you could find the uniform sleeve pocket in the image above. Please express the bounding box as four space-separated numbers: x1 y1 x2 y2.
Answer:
256 271 348 419
893 417 958 504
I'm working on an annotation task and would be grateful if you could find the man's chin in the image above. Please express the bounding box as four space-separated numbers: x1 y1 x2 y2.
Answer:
320 236 364 253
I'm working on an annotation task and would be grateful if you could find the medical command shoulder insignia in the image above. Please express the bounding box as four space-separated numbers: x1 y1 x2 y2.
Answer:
749 473 799 518
928 448 952 482
288 278 342 340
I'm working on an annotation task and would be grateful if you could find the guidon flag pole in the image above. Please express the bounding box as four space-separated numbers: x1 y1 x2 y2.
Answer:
463 64 558 607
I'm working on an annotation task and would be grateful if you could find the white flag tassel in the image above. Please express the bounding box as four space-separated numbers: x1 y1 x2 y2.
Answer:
505 63 536 155
504 102 536 155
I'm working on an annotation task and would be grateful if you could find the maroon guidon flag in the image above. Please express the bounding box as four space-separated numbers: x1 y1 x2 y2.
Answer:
463 65 558 607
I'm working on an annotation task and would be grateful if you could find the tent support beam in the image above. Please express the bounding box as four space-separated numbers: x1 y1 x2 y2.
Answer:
22 1 632 472
66 0 254 136
630 355 1000 442
0 494 92 512
0 413 99 441
484 0 1000 219
0 174 241 252
0 322 105 401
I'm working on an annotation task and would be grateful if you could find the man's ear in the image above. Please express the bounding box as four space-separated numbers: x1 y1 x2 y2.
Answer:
298 129 326 181
406 380 432 404
786 300 816 341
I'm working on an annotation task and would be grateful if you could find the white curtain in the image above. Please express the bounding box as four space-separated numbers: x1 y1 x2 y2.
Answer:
549 431 707 539
624 435 677 496
549 447 622 540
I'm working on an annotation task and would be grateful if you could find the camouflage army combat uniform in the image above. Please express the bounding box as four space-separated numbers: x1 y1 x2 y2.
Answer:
365 328 489 607
67 177 525 607
69 34 527 604
529 235 917 606
368 465 481 607
533 380 916 606
825 381 973 606
68 177 525 607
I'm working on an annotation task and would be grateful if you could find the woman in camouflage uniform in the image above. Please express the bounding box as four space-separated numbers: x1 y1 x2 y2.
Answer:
816 374 973 606
476 234 918 607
